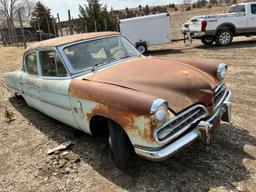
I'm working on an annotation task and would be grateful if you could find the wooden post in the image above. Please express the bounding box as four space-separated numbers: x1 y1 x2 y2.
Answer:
104 18 107 31
57 13 63 36
68 10 73 35
52 16 57 37
0 28 6 46
46 15 51 38
84 20 87 33
37 20 42 41
94 20 97 32
18 11 27 49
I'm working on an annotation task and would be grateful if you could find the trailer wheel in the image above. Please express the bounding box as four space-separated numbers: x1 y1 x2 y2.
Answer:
201 36 214 46
215 30 233 46
135 42 147 54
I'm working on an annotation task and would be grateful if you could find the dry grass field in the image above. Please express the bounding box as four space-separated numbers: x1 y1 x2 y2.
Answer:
0 35 256 191
0 36 256 192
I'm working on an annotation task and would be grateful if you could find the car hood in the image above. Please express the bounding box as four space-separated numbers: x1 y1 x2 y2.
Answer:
81 56 220 113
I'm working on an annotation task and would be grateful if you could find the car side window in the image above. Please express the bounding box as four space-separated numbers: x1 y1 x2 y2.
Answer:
228 5 245 13
251 4 256 14
25 52 38 75
40 51 67 77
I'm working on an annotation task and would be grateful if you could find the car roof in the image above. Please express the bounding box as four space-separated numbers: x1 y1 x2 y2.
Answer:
26 31 120 51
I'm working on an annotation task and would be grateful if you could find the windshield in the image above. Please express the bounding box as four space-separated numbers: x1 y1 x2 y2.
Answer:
63 36 140 72
228 5 245 13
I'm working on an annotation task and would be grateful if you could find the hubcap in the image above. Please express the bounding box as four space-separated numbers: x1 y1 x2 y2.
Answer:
137 45 146 54
219 32 231 45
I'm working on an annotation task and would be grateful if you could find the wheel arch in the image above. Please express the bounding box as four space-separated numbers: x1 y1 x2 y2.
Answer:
89 115 133 146
216 23 237 35
135 41 147 48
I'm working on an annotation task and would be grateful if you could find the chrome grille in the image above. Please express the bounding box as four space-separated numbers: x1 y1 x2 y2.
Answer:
214 83 227 110
154 105 208 144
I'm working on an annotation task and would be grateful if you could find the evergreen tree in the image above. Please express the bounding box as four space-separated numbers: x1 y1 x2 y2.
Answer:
76 0 118 33
30 1 54 34
144 5 151 15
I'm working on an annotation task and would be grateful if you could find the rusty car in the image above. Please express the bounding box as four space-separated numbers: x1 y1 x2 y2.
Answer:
4 32 232 170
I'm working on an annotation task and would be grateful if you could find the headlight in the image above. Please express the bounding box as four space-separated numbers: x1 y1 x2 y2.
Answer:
217 63 228 81
151 98 169 125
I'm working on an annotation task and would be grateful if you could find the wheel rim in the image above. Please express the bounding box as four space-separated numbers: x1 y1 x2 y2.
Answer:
137 46 146 53
219 32 231 45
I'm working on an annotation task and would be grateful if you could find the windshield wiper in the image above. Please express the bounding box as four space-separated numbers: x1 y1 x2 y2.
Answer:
116 54 141 61
91 54 140 72
91 60 111 72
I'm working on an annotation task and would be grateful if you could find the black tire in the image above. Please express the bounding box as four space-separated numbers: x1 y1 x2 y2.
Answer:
215 30 233 46
136 44 147 54
108 120 132 170
201 36 214 46
14 92 23 100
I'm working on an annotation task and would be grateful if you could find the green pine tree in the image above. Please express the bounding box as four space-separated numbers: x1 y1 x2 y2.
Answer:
76 0 118 33
30 1 55 34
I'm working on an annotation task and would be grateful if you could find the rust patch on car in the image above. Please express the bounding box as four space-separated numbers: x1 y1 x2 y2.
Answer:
69 79 158 142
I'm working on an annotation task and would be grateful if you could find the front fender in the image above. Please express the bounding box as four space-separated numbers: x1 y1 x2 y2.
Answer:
69 79 161 148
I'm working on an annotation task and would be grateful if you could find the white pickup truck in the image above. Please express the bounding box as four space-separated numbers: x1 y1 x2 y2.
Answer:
182 2 256 46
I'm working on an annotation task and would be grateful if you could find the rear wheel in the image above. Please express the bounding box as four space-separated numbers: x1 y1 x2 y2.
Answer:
201 36 214 46
108 120 132 170
215 30 233 46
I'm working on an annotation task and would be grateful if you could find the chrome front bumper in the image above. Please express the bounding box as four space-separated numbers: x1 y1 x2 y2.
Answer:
134 91 232 161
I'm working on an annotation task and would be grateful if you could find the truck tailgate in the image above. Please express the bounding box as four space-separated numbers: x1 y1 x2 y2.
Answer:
188 20 202 32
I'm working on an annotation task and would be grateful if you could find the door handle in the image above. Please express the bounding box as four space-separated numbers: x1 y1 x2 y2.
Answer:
35 83 42 87
19 80 26 84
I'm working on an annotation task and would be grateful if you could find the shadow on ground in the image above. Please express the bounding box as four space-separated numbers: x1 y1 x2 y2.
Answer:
10 97 256 191
194 39 256 50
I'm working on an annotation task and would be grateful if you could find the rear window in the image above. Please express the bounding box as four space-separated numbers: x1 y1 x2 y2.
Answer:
228 5 245 13
39 51 67 77
251 4 256 14
25 52 38 75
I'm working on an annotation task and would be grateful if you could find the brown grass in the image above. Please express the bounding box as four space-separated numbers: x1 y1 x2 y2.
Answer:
0 35 256 191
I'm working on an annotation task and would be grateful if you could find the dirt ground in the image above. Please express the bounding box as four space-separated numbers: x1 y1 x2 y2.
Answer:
0 37 256 192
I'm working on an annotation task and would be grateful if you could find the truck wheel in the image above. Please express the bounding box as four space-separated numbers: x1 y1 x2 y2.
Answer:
201 36 214 46
108 120 132 170
215 30 233 46
136 44 147 54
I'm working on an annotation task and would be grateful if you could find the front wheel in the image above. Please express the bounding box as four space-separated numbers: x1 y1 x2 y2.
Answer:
215 30 233 46
201 36 214 46
108 120 132 170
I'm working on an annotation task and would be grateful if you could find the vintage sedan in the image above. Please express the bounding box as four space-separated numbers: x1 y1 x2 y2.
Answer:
4 32 232 170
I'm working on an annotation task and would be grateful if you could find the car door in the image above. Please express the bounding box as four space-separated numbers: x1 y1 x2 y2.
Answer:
37 49 77 128
21 51 41 108
247 3 256 33
228 4 248 33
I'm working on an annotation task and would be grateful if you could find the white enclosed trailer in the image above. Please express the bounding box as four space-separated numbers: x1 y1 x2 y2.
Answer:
119 13 171 54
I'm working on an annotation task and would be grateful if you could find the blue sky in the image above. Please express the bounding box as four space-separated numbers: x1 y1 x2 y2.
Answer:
40 0 181 21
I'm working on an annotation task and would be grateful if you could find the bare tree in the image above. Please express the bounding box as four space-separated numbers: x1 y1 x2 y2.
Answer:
18 0 35 19
0 0 34 44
